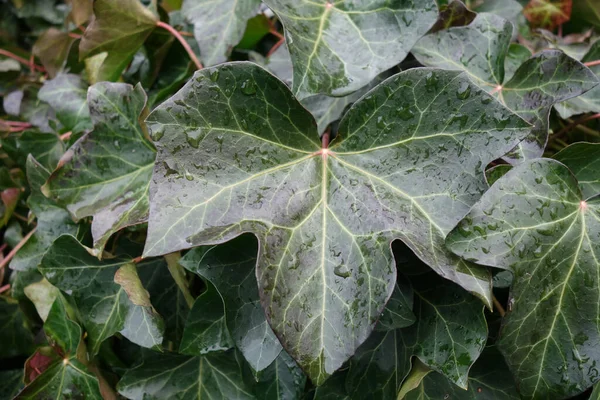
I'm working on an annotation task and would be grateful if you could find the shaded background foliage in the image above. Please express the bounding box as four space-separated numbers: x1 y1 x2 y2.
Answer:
0 0 599 399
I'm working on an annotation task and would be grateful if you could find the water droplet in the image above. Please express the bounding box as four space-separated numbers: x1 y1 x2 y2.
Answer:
241 79 257 95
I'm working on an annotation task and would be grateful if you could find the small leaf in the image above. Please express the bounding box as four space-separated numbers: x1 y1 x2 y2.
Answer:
473 0 523 29
254 350 306 400
67 0 93 26
447 159 600 399
180 234 282 372
44 295 81 355
179 281 234 355
2 130 64 170
42 82 155 253
429 0 477 33
553 142 600 198
524 0 572 29
0 370 24 399
38 73 93 133
182 0 261 67
23 278 60 321
504 44 533 82
39 235 165 354
79 0 158 81
117 351 255 400
262 0 439 99
144 63 530 384
0 297 35 358
33 28 76 78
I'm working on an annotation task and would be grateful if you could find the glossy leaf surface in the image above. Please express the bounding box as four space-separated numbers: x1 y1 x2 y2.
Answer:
553 142 600 198
144 62 530 384
262 0 438 98
38 73 93 133
447 159 600 399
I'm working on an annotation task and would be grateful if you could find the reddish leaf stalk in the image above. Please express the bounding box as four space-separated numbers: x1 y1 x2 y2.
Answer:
267 37 285 57
555 112 600 137
584 60 600 68
0 226 37 272
0 284 10 294
0 49 45 72
156 21 203 70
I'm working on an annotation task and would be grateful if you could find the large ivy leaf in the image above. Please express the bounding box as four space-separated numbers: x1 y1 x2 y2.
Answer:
143 63 530 384
413 15 599 162
182 0 261 67
262 0 438 99
555 40 600 119
117 351 255 399
404 347 519 400
0 297 34 358
180 234 282 372
38 73 93 134
79 0 158 82
447 159 600 399
346 273 487 398
42 82 155 254
10 156 80 273
553 142 600 198
39 235 165 354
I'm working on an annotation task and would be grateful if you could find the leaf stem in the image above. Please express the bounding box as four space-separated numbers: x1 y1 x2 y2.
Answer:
164 252 195 309
0 284 10 294
492 295 506 317
322 130 330 149
0 227 37 272
584 60 600 68
156 21 203 70
554 112 600 137
0 49 45 72
267 37 285 57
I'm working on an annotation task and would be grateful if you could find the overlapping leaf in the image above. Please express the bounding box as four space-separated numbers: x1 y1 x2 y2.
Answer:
117 351 255 399
143 62 530 384
39 235 165 354
262 0 438 99
42 82 155 253
38 73 93 133
0 297 34 358
79 0 158 82
447 159 600 399
254 350 306 400
33 28 76 78
346 273 487 399
553 142 600 198
413 14 599 162
180 234 282 372
182 0 261 67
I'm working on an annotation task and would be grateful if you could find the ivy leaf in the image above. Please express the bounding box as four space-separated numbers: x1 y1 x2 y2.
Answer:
33 28 76 78
524 0 572 29
180 234 283 372
39 235 165 354
38 73 93 134
44 296 81 355
404 347 520 400
504 44 533 82
555 40 600 119
1 130 64 170
0 370 24 399
42 82 155 254
414 17 599 162
473 0 523 29
374 280 415 332
0 297 35 359
79 0 158 82
10 156 80 273
143 63 530 384
429 0 476 33
117 351 255 399
262 0 438 99
553 142 600 198
346 273 487 398
446 159 600 399
254 350 306 400
182 0 261 67
179 280 234 355
23 278 60 321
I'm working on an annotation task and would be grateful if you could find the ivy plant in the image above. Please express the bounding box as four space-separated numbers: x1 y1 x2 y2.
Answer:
1 0 600 399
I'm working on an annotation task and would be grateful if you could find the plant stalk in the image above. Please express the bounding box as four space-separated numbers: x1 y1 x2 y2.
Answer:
0 227 37 272
156 21 203 70
164 252 195 308
0 49 45 72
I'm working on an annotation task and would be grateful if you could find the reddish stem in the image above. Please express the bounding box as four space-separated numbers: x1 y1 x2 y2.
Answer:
0 49 45 72
0 227 37 272
68 32 82 39
270 29 284 41
267 37 285 57
0 284 10 294
6 121 32 127
156 21 203 70
322 131 330 149
584 60 600 68
60 131 72 141
132 256 143 264
555 113 600 137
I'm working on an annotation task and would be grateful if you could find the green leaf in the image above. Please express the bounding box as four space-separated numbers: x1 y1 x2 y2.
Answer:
346 273 487 397
592 383 600 400
143 63 530 384
42 82 155 254
14 358 103 400
182 0 261 67
10 156 80 272
413 13 599 162
262 0 439 99
33 28 76 78
2 130 64 170
504 44 532 82
180 281 234 355
570 0 600 28
374 280 415 332
429 0 477 33
555 40 600 119
117 351 255 399
0 370 24 399
39 235 165 354
38 73 93 133
0 297 35 358
473 0 523 29
179 234 283 372
23 278 60 321
553 142 600 198
254 350 307 400
44 295 81 355
404 347 519 400
79 0 158 82
446 158 600 399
